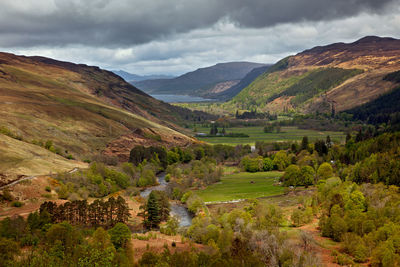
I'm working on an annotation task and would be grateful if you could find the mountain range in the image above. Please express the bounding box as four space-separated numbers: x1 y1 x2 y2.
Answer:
209 65 271 100
112 70 175 82
132 62 266 97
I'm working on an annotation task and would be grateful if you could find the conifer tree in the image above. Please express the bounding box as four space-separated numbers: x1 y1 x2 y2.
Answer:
301 136 309 151
346 133 352 144
145 191 161 229
210 124 218 135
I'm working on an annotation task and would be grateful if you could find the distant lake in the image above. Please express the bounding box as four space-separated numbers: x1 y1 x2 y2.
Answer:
150 94 215 103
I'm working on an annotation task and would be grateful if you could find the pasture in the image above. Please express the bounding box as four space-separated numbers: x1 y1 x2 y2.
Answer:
195 126 345 146
196 171 284 203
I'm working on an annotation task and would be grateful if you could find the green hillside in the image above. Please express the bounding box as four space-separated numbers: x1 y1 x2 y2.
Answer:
228 67 362 111
221 37 400 115
230 70 309 109
268 68 363 105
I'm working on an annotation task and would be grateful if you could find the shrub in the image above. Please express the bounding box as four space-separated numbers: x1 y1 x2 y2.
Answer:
181 191 193 204
291 207 313 227
329 216 347 242
11 201 23 207
0 189 14 202
160 217 179 236
56 184 70 199
68 193 80 201
334 252 354 266
41 193 52 199
45 186 51 192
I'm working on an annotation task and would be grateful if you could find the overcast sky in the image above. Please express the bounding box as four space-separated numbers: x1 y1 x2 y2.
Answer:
1 0 400 75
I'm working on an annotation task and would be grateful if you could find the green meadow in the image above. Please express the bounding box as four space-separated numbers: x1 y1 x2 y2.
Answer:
195 126 345 145
196 171 284 203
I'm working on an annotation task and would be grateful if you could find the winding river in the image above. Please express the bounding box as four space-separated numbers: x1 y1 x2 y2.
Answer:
140 173 192 227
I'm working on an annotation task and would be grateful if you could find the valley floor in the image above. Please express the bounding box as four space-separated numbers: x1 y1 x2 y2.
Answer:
195 126 346 145
0 173 344 266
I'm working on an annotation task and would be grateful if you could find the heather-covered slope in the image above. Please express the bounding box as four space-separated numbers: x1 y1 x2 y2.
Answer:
0 52 196 177
229 36 400 113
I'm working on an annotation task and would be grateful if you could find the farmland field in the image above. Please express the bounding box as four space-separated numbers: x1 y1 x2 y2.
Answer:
196 171 284 203
195 126 345 145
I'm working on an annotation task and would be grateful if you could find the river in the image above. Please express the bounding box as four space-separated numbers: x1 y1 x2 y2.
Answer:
140 173 192 227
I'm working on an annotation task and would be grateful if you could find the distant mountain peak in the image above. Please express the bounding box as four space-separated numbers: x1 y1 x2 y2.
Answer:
133 61 266 96
112 70 175 82
354 35 397 44
300 35 400 55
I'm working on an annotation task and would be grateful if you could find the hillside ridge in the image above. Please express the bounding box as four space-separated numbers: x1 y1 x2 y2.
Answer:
229 36 400 113
0 52 200 177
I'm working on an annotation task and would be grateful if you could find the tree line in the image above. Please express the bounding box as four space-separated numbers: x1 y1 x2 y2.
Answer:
39 196 130 228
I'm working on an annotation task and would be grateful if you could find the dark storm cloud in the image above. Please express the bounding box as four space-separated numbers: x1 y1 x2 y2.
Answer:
0 0 397 47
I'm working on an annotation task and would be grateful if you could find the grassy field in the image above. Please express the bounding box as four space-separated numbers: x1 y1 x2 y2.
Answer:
196 171 284 202
0 134 87 178
195 126 345 145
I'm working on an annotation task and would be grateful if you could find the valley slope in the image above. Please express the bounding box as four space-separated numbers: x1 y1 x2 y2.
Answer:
0 52 200 178
229 36 400 113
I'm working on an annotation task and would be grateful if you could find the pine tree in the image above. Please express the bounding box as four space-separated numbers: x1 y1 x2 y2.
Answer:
301 136 309 151
346 133 352 144
145 191 161 229
116 196 130 224
356 129 363 142
209 124 218 135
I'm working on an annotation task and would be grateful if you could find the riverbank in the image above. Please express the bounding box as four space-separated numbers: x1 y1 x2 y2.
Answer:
140 173 192 227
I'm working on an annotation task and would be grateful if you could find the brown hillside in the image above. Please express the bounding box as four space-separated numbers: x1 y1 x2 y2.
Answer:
0 52 194 177
231 36 400 113
289 36 400 112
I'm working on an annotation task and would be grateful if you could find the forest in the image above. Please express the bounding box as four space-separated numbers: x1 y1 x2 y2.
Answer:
2 125 400 266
